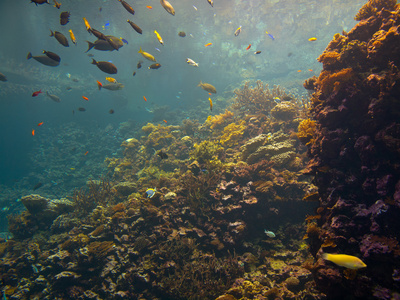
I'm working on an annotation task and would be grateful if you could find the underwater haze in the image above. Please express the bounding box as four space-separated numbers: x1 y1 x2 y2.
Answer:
4 0 399 299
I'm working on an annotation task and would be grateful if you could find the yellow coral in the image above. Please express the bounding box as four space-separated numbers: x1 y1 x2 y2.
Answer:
297 119 317 145
142 123 174 148
219 121 246 148
205 109 234 130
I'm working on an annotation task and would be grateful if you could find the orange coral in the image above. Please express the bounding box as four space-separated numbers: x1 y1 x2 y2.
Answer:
317 68 354 96
206 109 234 130
355 0 397 21
317 51 341 69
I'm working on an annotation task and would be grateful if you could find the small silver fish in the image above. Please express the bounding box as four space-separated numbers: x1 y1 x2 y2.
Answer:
46 91 61 103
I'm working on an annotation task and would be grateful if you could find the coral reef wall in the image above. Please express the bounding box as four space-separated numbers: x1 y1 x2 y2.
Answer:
303 0 400 299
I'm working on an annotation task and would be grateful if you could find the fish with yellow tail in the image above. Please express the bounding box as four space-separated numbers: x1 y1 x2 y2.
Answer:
160 0 175 15
154 30 164 45
234 26 242 37
208 97 213 111
69 29 77 45
83 17 92 33
138 47 156 62
198 81 216 94
322 253 367 269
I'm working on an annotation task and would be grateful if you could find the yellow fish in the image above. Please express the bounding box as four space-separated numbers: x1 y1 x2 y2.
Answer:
308 37 317 41
138 47 156 62
69 29 77 45
208 97 213 111
83 17 91 33
105 77 117 83
322 253 367 269
154 30 164 45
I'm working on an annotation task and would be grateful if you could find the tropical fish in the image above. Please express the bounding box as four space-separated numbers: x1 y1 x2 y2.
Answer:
0 72 7 82
160 0 175 15
137 61 143 69
186 58 198 67
264 230 276 238
82 96 89 101
154 30 164 45
207 0 213 7
121 38 128 44
78 107 86 111
27 52 60 67
246 44 251 50
157 150 168 159
204 42 212 47
53 0 61 9
308 37 317 41
198 81 216 94
105 36 120 51
149 63 161 70
118 0 135 15
50 30 69 47
143 96 147 102
37 122 44 126
265 31 275 40
163 120 167 123
132 71 136 76
209 97 213 111
109 109 115 114
86 37 123 52
127 20 142 34
193 5 197 10
254 50 261 54
273 97 281 103
69 29 77 45
84 151 89 155
102 82 124 90
322 253 366 269
60 11 70 25
32 89 43 97
91 59 118 74
147 5 152 9
31 129 35 136
31 0 49 5
46 91 61 102
105 77 117 83
96 80 102 90
234 26 242 36
138 47 156 62
145 188 156 198
178 31 186 37
83 17 92 33
89 28 107 40
43 50 61 62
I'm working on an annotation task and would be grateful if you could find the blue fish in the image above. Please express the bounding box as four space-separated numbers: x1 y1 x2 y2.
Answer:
121 38 128 44
266 31 275 40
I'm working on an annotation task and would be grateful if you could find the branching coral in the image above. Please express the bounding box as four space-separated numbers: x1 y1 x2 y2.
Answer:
190 140 224 165
233 80 295 116
141 123 176 149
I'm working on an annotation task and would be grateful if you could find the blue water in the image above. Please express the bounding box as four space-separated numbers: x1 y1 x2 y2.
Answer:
0 0 362 196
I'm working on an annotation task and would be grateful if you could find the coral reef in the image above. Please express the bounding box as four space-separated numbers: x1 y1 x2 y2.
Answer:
302 1 400 298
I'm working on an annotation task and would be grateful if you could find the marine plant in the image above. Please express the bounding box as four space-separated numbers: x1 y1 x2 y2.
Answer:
219 120 246 148
205 109 234 130
297 119 317 145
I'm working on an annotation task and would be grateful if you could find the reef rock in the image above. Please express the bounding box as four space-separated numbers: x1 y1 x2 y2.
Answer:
113 181 137 196
270 101 298 121
21 194 75 223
